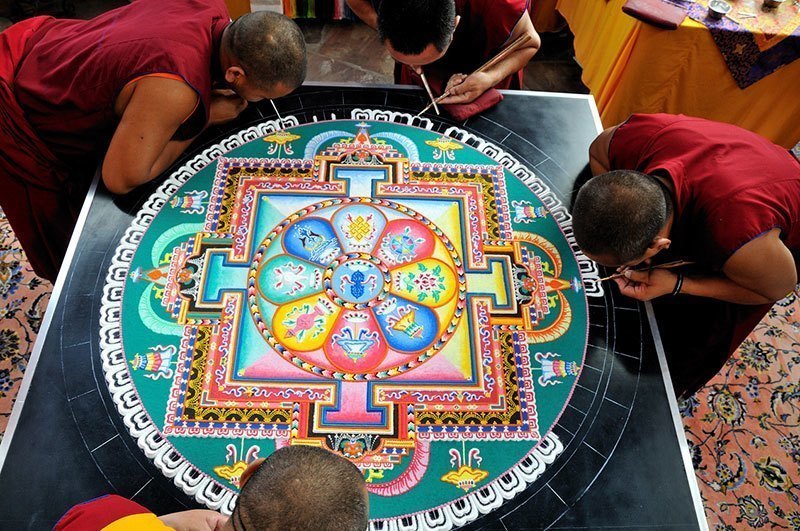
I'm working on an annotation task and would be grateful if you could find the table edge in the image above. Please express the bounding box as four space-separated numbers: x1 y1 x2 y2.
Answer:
0 171 101 473
646 302 709 531
0 93 702 531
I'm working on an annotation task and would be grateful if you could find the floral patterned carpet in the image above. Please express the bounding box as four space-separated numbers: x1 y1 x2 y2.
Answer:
0 208 50 440
682 292 800 530
0 206 798 528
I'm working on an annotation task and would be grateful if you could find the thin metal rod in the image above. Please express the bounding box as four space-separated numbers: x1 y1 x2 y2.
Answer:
419 70 440 115
270 99 284 125
415 33 532 117
599 260 696 282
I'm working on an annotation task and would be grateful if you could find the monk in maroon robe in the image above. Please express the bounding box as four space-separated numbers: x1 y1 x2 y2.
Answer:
573 114 800 397
0 1 306 281
55 446 368 531
347 0 540 106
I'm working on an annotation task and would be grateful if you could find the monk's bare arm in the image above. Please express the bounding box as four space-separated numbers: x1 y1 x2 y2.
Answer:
103 77 199 194
589 126 618 176
683 229 797 304
439 11 540 105
346 0 378 29
480 11 540 89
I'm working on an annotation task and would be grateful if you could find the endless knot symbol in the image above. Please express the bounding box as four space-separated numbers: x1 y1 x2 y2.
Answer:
348 215 372 241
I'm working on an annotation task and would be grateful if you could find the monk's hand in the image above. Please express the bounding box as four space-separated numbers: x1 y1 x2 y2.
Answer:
209 89 248 126
439 72 493 105
442 73 467 93
158 509 228 531
613 268 677 301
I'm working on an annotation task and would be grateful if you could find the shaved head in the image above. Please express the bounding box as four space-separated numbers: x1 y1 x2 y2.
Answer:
378 0 456 54
226 11 307 90
572 170 671 264
234 445 369 531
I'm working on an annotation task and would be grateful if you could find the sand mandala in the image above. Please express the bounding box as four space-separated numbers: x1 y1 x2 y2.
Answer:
100 114 599 529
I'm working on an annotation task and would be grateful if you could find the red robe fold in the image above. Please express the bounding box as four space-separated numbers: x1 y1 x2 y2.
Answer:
0 16 72 282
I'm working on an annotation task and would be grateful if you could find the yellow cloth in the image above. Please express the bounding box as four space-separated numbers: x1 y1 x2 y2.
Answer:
104 513 173 531
530 0 563 32
224 0 250 18
557 0 800 148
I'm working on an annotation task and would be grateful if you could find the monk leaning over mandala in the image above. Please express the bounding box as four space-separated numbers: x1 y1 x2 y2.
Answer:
347 0 540 113
54 446 369 531
0 0 307 282
572 114 800 398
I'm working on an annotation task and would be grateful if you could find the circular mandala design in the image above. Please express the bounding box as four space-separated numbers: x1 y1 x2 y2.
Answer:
99 114 601 529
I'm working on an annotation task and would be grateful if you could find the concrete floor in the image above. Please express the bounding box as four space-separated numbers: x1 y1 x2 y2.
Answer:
296 18 588 93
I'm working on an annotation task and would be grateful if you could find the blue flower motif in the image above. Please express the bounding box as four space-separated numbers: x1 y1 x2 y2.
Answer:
0 249 24 300
687 439 704 471
0 368 13 393
745 376 760 399
679 394 700 418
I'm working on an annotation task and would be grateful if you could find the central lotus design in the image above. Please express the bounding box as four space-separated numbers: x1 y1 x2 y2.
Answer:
249 200 466 378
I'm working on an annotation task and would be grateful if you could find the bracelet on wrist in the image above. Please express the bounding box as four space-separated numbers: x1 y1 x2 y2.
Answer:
671 272 684 297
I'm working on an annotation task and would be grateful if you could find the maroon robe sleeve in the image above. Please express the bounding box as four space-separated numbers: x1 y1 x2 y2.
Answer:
455 0 530 89
54 495 156 530
0 17 73 281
